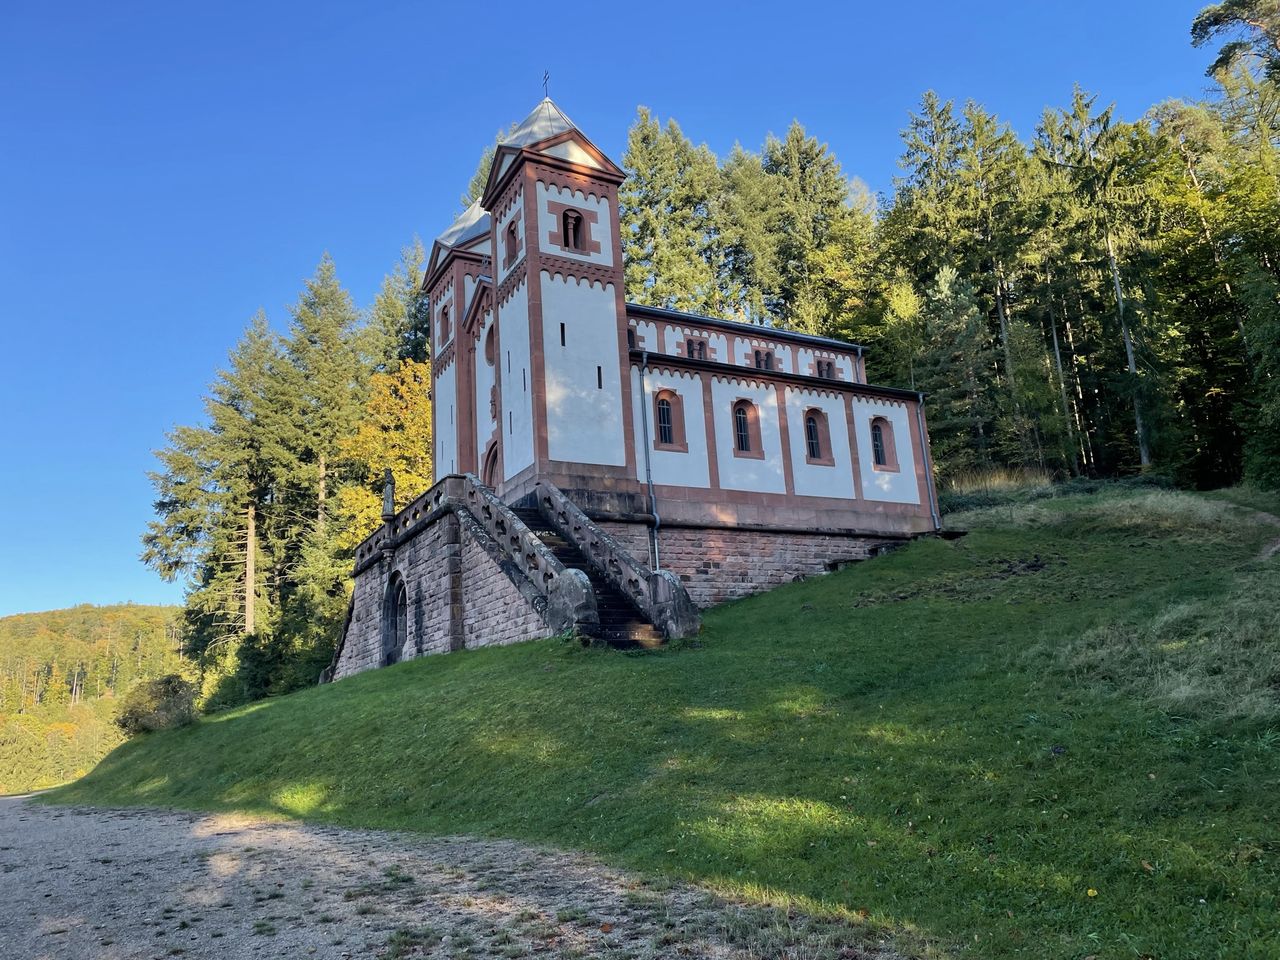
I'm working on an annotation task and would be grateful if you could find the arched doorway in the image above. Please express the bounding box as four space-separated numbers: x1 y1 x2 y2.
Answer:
382 575 407 667
481 443 500 489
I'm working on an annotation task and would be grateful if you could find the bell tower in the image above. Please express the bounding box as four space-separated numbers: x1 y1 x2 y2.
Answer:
479 99 635 499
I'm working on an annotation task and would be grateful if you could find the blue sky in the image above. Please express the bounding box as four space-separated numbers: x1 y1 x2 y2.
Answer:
0 0 1214 617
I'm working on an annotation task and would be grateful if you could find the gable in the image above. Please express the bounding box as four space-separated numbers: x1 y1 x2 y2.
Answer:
542 137 603 170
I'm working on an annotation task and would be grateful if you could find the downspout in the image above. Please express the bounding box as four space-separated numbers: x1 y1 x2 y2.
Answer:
637 351 661 570
915 392 941 532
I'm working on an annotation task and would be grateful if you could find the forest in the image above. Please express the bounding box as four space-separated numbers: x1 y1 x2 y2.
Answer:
0 604 182 792
139 5 1280 708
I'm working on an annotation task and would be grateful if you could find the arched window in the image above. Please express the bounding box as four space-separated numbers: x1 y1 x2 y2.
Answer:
803 408 834 465
657 398 673 445
806 415 821 459
483 324 495 366
735 404 750 450
870 416 899 471
653 389 686 451
731 400 763 458
505 220 520 267
754 349 774 371
562 209 584 251
438 305 451 344
685 337 708 361
383 576 407 667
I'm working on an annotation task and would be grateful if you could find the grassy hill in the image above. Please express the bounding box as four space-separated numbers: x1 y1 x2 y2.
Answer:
51 489 1280 959
0 603 181 793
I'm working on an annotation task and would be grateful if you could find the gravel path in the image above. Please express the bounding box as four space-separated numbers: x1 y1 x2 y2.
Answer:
0 798 899 960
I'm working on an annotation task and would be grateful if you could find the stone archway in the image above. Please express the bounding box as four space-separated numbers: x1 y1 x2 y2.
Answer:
481 443 500 489
382 574 407 667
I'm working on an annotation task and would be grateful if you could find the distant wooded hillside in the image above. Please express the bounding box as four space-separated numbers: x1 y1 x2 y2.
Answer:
0 604 182 793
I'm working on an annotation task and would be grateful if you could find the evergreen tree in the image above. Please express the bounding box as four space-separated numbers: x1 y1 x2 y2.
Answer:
1192 0 1280 80
367 239 426 370
620 108 725 313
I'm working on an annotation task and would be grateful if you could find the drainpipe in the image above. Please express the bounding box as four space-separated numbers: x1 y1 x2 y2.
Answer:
915 392 941 532
637 351 661 570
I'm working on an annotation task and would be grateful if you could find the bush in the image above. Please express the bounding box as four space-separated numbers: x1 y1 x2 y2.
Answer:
115 675 197 736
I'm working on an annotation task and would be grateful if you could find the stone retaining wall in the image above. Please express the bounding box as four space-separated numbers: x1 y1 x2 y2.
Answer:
598 522 892 607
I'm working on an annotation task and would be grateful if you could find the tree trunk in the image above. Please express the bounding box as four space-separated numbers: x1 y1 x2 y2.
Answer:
245 502 256 636
1104 229 1151 467
1180 146 1251 357
1046 287 1081 475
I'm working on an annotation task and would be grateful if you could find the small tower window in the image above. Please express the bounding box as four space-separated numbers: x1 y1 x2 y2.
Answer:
562 209 585 251
686 337 708 361
627 328 636 349
484 325 495 366
754 349 774 371
505 220 520 268
439 305 451 344
816 359 836 379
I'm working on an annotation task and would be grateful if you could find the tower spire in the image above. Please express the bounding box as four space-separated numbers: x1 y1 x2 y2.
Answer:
542 70 550 99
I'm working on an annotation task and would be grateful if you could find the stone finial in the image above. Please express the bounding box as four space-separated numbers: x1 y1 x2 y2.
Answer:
382 469 396 520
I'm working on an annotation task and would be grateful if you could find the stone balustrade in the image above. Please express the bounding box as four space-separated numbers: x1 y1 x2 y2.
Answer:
534 481 701 641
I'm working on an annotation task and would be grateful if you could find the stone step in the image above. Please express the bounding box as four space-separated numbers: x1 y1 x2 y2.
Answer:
513 505 660 648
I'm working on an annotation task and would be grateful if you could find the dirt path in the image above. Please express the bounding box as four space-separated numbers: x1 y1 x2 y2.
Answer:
0 798 898 960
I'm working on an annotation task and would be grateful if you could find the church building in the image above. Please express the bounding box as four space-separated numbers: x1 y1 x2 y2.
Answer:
327 99 940 680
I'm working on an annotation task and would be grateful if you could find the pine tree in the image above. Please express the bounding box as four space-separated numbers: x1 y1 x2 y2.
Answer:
620 108 725 313
1192 0 1280 80
366 239 426 370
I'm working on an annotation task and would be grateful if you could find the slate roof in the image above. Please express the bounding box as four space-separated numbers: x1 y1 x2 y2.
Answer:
435 200 491 250
501 98 577 148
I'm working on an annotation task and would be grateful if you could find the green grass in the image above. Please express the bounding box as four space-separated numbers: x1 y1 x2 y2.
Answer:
50 488 1280 959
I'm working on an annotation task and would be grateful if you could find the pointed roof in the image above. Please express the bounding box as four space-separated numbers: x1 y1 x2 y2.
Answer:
435 199 491 250
480 99 625 210
501 98 577 148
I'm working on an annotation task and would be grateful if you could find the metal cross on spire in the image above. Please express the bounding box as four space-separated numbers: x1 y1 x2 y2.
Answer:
542 70 550 98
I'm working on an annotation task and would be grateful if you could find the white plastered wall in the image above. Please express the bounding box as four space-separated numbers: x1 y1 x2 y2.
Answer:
852 397 920 504
434 363 458 476
785 388 855 500
630 367 709 488
632 320 657 350
711 378 786 494
541 272 625 466
475 311 496 458
498 281 535 479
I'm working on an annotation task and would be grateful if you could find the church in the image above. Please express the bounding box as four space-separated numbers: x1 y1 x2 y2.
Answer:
327 99 940 680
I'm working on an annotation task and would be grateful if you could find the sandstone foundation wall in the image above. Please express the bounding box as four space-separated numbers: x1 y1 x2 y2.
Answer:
597 522 890 607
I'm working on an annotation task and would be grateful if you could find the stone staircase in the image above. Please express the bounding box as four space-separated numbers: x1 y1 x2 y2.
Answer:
511 505 663 648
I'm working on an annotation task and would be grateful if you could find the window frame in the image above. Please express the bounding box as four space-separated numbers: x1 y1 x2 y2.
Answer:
562 208 585 252
803 408 835 466
652 388 687 452
504 219 521 269
438 304 451 345
731 399 764 459
685 336 709 361
870 416 900 472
